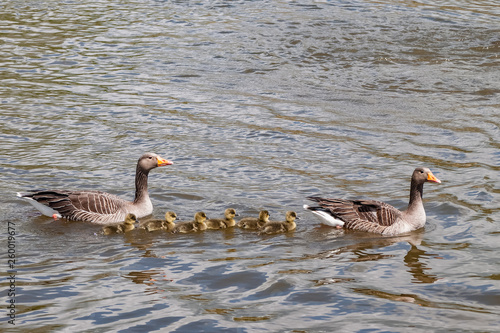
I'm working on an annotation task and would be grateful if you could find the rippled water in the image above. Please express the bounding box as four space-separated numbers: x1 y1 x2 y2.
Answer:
1 0 499 331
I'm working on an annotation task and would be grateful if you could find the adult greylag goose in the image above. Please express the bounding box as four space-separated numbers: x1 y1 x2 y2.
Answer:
259 211 297 235
102 213 138 235
304 167 441 236
237 210 270 230
172 212 208 233
17 153 173 225
206 208 238 229
140 211 177 232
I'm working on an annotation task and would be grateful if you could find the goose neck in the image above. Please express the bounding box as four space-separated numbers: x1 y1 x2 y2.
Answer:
407 179 424 213
134 166 149 204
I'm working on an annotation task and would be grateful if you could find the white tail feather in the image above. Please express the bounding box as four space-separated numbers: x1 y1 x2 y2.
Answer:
303 204 344 227
17 193 61 218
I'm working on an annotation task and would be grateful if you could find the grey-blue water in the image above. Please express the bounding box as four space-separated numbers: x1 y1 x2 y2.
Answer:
1 0 499 331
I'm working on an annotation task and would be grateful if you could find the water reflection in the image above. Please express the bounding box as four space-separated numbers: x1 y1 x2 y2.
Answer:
124 269 166 285
123 229 163 253
352 288 418 304
353 288 495 314
306 229 440 284
404 244 439 284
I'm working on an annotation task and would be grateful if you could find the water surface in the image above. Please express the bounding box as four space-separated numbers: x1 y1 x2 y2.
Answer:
1 0 499 332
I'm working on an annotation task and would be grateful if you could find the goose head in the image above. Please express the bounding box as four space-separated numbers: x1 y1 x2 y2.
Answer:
138 152 173 172
413 167 441 184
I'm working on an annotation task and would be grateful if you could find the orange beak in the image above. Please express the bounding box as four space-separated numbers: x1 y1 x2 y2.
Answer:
157 156 173 167
427 171 441 183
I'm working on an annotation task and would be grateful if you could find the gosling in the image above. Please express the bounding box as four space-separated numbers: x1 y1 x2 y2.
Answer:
259 211 297 235
102 213 138 235
206 208 238 229
140 211 177 232
237 210 270 230
172 212 208 233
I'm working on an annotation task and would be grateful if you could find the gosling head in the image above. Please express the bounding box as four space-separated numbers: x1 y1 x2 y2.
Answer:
124 213 138 225
165 211 177 223
194 211 207 223
285 211 297 223
224 208 238 219
259 210 270 222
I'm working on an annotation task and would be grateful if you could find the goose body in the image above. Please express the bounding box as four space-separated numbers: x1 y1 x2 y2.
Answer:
140 211 177 232
237 210 270 230
206 208 238 229
259 211 297 235
102 213 138 235
17 153 173 225
304 167 441 236
172 212 208 233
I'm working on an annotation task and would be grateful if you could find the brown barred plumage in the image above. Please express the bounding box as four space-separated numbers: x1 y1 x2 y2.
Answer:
17 153 173 225
304 167 441 236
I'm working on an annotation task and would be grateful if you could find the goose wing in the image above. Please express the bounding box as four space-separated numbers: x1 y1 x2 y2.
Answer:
307 196 402 231
19 190 126 222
